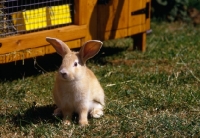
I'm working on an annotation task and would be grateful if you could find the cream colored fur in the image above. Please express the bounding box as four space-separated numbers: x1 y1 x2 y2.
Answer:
46 37 105 126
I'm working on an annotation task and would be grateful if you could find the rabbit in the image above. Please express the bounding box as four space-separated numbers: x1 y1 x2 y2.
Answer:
46 37 105 126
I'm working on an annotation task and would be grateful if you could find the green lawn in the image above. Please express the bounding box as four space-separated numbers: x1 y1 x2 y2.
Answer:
0 22 200 137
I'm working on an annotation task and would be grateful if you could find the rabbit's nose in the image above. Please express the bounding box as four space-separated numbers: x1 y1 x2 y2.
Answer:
60 69 68 79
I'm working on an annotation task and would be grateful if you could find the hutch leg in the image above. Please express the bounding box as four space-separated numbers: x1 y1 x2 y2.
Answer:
132 32 146 52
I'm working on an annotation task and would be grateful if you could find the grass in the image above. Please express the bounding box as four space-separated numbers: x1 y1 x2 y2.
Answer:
0 21 200 137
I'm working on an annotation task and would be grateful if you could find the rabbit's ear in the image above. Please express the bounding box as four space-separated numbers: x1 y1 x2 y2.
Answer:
80 40 102 63
46 37 71 57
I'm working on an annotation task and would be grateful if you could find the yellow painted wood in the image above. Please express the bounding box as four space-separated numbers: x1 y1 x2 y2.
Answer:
128 22 146 52
97 0 128 31
3 47 46 63
142 32 146 52
86 0 98 40
12 7 47 31
128 0 146 27
0 25 87 55
74 0 87 25
128 24 146 36
0 0 151 64
45 39 81 54
0 39 82 64
97 0 128 40
0 55 5 64
132 32 146 52
101 28 128 40
128 0 151 52
146 0 151 30
47 4 72 26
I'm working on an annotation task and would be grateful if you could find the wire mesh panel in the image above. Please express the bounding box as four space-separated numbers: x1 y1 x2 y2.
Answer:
0 0 73 38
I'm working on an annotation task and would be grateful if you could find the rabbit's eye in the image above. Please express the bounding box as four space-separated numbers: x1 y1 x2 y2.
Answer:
74 62 78 67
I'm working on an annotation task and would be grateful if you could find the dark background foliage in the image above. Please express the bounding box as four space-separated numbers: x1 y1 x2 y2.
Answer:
151 0 200 22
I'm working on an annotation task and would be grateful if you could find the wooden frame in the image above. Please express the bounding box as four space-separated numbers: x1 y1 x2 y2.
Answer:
95 0 151 52
0 0 151 64
0 0 88 63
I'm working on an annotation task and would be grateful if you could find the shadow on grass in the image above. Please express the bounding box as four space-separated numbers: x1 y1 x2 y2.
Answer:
12 104 60 127
0 53 62 81
12 104 90 127
0 46 127 81
90 46 129 65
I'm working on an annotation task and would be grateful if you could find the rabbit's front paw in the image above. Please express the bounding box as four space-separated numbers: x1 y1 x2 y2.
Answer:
79 119 88 126
63 120 71 125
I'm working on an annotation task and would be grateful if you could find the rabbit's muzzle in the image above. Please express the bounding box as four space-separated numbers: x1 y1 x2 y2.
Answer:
59 68 68 79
